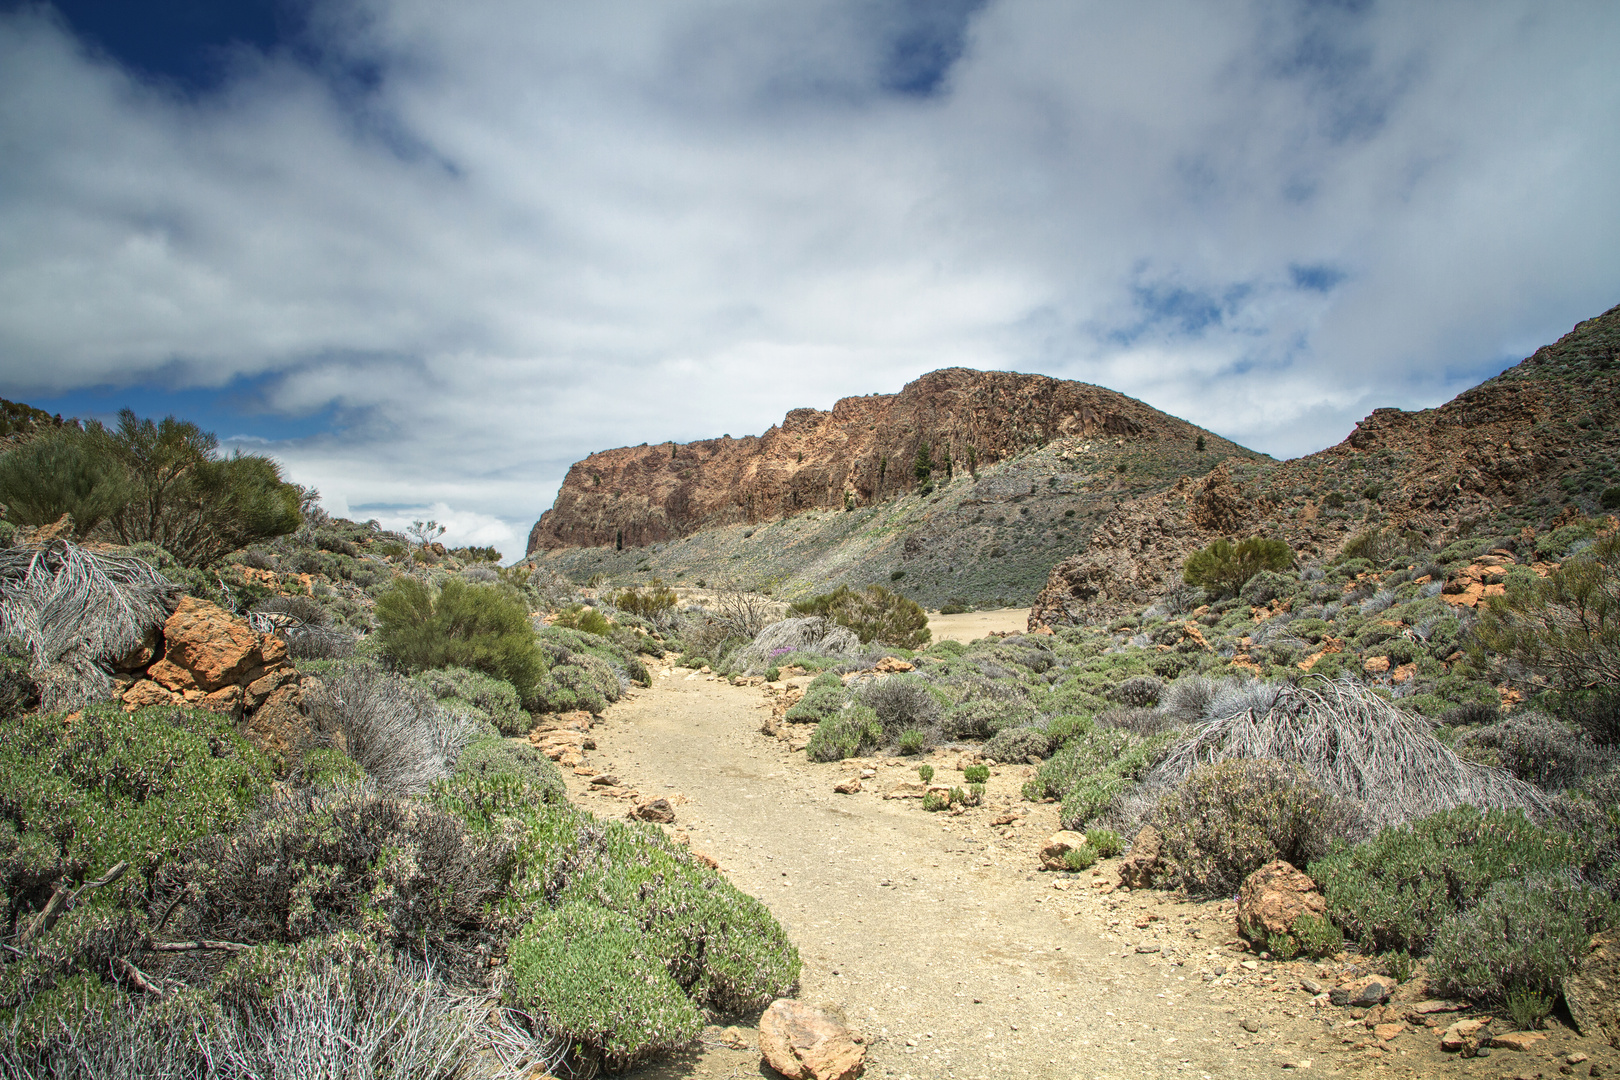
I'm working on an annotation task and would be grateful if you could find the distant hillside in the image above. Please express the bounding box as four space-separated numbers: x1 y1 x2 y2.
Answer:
1031 301 1620 627
525 368 1267 608
0 396 62 449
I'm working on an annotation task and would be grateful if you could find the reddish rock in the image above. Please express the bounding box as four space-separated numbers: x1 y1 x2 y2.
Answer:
1117 826 1162 889
759 999 866 1080
121 679 178 709
1039 830 1091 871
1488 1031 1546 1051
632 798 676 824
1566 933 1620 1046
833 777 862 794
160 597 264 691
1236 860 1328 943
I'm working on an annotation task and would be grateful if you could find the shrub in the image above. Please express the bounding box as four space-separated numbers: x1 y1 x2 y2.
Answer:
789 584 931 649
160 786 512 969
374 578 545 704
1183 537 1294 599
922 791 949 812
918 763 935 783
1152 759 1357 897
859 675 941 737
449 735 566 802
983 725 1050 763
0 426 127 538
1160 675 1223 725
1109 675 1163 708
1096 705 1182 737
897 728 927 755
963 763 990 784
508 902 703 1072
1031 726 1139 801
1086 828 1124 858
1309 807 1592 954
1062 844 1098 871
944 697 1036 740
1456 712 1614 790
1428 874 1615 1006
305 662 476 795
1239 570 1294 607
412 666 528 736
613 578 677 622
784 680 848 724
1288 912 1345 959
806 705 883 762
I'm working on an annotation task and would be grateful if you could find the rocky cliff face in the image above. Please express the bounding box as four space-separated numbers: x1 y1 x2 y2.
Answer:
1029 302 1620 627
528 368 1233 555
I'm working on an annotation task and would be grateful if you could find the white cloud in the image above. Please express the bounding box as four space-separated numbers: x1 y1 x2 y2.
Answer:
2 0 1618 558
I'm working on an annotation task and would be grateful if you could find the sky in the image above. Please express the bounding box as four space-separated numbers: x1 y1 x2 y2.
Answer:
2 1 1618 558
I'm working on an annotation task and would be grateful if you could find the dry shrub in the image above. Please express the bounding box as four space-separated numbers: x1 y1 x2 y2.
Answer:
1147 677 1550 830
729 616 861 674
304 661 475 794
1457 711 1616 790
1151 759 1367 897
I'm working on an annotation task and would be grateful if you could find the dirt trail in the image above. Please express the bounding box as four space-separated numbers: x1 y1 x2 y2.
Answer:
559 664 1552 1080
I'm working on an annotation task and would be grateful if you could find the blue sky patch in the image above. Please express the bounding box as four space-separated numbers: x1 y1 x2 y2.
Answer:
1290 263 1345 292
20 372 336 448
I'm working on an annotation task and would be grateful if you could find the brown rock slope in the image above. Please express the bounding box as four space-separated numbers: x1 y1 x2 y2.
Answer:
528 368 1250 554
1030 301 1620 627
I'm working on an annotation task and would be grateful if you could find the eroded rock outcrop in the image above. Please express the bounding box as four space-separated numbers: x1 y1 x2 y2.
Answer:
529 368 1208 553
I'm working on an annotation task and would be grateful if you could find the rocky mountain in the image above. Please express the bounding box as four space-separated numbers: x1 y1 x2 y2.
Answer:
525 369 1267 608
1029 301 1620 627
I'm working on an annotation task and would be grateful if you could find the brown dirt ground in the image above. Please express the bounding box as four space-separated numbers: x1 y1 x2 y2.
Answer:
925 609 1033 644
557 661 1619 1080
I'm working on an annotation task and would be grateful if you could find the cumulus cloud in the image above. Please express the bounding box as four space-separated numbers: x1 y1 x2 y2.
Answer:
1 0 1617 554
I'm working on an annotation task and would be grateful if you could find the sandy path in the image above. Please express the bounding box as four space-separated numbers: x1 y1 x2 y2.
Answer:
561 665 1414 1080
926 608 1032 644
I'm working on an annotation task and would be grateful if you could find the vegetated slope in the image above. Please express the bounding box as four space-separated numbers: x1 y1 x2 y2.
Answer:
1031 301 1620 627
0 395 62 449
526 368 1266 609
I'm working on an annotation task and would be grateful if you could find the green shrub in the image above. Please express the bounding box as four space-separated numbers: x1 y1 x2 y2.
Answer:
944 697 1036 740
1428 874 1615 1006
293 746 369 788
922 791 949 812
1030 726 1141 800
785 680 848 724
1086 828 1124 858
764 666 780 682
0 425 128 538
0 703 272 923
1239 570 1294 607
806 705 883 763
789 584 931 648
897 728 927 755
1290 913 1345 959
1152 759 1353 897
412 666 528 736
508 902 703 1071
860 674 942 737
1309 807 1592 954
1062 844 1098 871
613 578 677 621
965 782 985 806
1183 537 1294 599
983 725 1051 763
963 763 989 784
374 578 545 703
450 734 566 802
918 763 935 783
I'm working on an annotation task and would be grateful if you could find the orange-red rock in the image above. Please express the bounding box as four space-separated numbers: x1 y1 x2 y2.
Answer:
1237 860 1328 942
759 999 866 1080
160 598 264 692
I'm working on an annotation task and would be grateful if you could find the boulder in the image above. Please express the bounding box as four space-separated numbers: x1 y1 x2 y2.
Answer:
1117 826 1162 889
883 782 928 799
1439 1018 1489 1052
1566 933 1620 1046
1039 830 1091 871
1236 860 1328 943
759 999 866 1080
833 777 862 794
632 798 676 824
872 657 914 674
1330 975 1394 1008
157 597 265 692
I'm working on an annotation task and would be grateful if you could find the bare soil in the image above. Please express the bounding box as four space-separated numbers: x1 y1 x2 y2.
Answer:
926 608 1033 644
558 662 1618 1080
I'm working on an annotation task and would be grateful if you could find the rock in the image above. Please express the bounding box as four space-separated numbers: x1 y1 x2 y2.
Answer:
833 778 862 794
872 657 914 673
1117 826 1162 889
1363 655 1391 675
1440 1018 1489 1051
1372 1022 1407 1041
720 1026 751 1050
1566 933 1620 1045
883 782 928 799
1299 977 1323 995
632 798 676 824
590 774 620 786
156 597 267 692
121 679 178 709
1488 1032 1546 1052
237 682 310 759
758 999 866 1080
1135 943 1161 954
1039 831 1091 871
989 812 1022 827
1236 860 1328 943
1330 976 1393 1008
1240 1018 1261 1033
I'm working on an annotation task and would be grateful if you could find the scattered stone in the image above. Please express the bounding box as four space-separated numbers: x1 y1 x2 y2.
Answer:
873 656 915 674
1299 977 1323 995
1241 1018 1261 1033
1236 860 1327 944
1439 1018 1489 1052
719 1026 751 1050
1331 976 1393 1008
1241 960 1259 971
1410 999 1466 1015
590 774 619 786
1117 826 1162 889
1566 933 1619 1045
631 798 676 824
833 778 862 794
1135 943 1161 954
758 999 866 1080
1570 1053 1591 1065
1372 1022 1406 1042
859 769 876 779
989 812 1021 827
1280 1060 1312 1070
884 782 928 799
1039 830 1090 871
1489 1032 1547 1052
